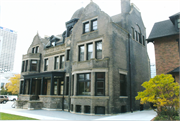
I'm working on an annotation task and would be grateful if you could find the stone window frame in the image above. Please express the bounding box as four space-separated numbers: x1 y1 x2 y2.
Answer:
44 58 48 71
82 16 98 34
72 68 108 96
30 60 38 72
119 69 128 99
77 37 104 62
32 45 39 53
66 49 70 61
54 56 59 70
60 55 65 69
21 61 25 72
77 73 91 96
131 25 146 46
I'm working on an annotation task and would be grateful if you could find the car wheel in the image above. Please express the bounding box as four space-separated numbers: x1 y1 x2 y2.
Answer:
3 101 6 104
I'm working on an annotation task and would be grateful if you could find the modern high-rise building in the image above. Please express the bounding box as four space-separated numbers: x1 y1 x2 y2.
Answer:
0 26 17 72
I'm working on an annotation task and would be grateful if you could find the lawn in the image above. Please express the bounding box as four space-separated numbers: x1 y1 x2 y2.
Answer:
0 112 38 120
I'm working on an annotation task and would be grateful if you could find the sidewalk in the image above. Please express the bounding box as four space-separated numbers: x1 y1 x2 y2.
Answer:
0 102 157 120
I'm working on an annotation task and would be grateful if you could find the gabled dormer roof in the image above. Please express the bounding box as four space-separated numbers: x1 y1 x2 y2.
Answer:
169 12 180 25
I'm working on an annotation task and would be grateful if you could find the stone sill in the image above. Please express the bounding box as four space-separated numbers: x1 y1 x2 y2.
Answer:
39 95 63 98
81 30 98 36
119 96 128 98
70 96 109 99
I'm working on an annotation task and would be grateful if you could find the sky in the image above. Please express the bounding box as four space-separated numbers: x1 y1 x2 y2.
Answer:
0 0 180 73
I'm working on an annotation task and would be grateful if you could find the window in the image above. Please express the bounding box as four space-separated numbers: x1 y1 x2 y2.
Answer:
121 105 127 113
60 55 64 69
60 80 64 95
36 46 39 53
54 56 59 70
44 59 48 71
32 47 35 53
77 73 91 95
76 105 81 113
95 72 105 96
87 43 93 60
31 60 37 71
95 106 105 114
83 22 89 33
120 74 127 96
79 45 84 61
22 61 25 72
84 106 90 113
25 60 28 72
131 27 135 39
135 31 138 41
139 33 142 44
72 75 74 96
178 19 180 28
91 19 97 31
66 77 69 95
96 41 102 59
66 49 70 61
54 80 57 95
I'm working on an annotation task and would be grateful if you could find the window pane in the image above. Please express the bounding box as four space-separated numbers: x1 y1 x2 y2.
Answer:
61 85 63 95
79 74 84 81
85 74 91 80
55 56 59 69
60 56 64 69
97 89 104 96
31 60 37 71
96 41 102 59
87 43 93 60
84 82 91 95
92 20 97 30
84 23 89 33
97 81 104 88
79 46 84 61
97 73 104 80
78 81 84 95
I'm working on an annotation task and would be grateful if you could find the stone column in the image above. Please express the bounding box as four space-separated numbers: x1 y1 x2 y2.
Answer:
105 72 109 96
50 75 54 95
93 41 95 58
29 78 32 95
74 74 77 96
81 105 84 114
23 80 26 94
40 77 44 95
28 60 31 71
91 72 95 96
84 44 87 61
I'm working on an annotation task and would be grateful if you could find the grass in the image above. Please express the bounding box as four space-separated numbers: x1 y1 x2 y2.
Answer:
0 112 38 120
154 115 180 120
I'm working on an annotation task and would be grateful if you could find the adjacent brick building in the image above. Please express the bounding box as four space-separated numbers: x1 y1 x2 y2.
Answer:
147 12 180 82
17 0 150 115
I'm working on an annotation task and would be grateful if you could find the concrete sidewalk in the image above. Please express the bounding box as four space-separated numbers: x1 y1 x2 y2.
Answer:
0 102 157 120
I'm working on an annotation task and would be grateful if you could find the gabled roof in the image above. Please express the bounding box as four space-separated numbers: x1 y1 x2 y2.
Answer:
147 19 179 42
167 66 179 74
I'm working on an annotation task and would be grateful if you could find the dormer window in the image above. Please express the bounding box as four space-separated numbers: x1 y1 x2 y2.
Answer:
32 46 39 53
36 46 39 53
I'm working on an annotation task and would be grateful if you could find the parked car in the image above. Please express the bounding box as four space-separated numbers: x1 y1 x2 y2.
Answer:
0 95 9 104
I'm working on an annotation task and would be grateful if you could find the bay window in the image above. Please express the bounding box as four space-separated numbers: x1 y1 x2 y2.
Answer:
77 73 91 95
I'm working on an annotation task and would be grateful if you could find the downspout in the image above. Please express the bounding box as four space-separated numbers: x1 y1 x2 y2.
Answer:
62 74 65 111
128 33 133 113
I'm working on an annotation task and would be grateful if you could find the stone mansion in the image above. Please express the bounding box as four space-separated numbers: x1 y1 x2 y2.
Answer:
17 0 150 115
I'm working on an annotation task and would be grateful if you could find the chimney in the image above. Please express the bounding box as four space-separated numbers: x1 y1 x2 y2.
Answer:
121 0 131 14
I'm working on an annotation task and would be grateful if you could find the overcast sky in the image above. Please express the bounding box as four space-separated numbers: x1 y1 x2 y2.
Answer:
0 0 180 73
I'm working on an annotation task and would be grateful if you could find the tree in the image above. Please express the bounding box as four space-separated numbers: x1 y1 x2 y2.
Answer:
6 74 20 95
135 74 179 120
